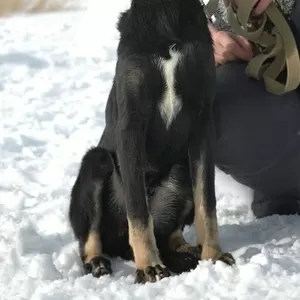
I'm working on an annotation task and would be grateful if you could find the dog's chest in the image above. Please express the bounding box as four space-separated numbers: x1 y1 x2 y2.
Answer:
156 47 183 129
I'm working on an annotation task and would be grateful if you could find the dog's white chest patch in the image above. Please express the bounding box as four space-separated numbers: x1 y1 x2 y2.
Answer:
157 47 183 128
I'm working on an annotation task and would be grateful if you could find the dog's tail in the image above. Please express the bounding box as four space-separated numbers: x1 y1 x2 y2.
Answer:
69 146 114 244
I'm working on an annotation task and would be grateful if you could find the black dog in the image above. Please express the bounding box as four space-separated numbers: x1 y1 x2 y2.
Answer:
69 0 235 284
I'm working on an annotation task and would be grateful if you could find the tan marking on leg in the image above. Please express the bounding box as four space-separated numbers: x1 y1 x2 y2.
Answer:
194 207 205 246
194 162 206 246
84 231 102 264
194 162 221 260
198 207 221 260
128 216 163 270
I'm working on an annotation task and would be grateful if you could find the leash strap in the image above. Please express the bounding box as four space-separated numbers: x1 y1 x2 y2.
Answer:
202 0 219 19
204 0 300 95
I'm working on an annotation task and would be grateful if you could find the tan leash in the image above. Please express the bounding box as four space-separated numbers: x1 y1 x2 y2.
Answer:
203 0 219 19
204 0 300 95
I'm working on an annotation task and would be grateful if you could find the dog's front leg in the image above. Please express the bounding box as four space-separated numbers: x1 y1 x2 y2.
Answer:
116 72 171 283
117 127 171 283
188 111 235 266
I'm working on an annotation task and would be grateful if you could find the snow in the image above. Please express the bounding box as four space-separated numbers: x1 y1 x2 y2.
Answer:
0 1 300 299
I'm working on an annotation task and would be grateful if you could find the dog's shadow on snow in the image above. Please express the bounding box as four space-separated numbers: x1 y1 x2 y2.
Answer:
216 214 300 276
99 214 300 280
218 214 300 254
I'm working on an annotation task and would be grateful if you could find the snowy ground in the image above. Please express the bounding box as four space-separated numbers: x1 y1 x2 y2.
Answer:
1 1 300 299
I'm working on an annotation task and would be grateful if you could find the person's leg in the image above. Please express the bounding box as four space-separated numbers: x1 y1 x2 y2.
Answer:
213 61 300 218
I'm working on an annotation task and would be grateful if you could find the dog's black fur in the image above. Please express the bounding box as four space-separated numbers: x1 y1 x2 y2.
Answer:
69 0 235 284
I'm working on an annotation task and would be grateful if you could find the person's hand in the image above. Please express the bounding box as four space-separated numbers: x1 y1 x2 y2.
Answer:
209 24 253 65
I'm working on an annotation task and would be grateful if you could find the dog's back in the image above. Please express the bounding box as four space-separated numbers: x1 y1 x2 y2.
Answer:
100 0 215 169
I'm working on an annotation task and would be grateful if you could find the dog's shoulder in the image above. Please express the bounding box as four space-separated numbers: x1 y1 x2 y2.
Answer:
115 54 146 97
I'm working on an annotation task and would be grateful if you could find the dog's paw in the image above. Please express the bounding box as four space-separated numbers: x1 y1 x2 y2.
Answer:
134 264 171 284
183 244 202 259
162 250 199 274
201 246 235 266
84 256 112 278
216 252 235 266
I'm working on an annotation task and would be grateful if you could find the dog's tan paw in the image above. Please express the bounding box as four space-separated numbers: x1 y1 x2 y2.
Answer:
134 264 171 284
201 245 235 266
216 252 235 266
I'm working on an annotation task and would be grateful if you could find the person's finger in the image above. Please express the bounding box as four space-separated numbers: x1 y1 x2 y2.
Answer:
233 35 252 51
217 53 237 65
232 35 254 58
213 32 251 64
214 47 236 65
221 35 252 61
230 42 252 61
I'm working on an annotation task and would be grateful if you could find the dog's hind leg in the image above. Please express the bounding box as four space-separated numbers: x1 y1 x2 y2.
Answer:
69 146 113 277
163 229 203 274
149 164 201 274
168 229 201 258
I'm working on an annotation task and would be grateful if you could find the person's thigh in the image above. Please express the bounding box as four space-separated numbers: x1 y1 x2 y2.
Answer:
214 61 300 197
